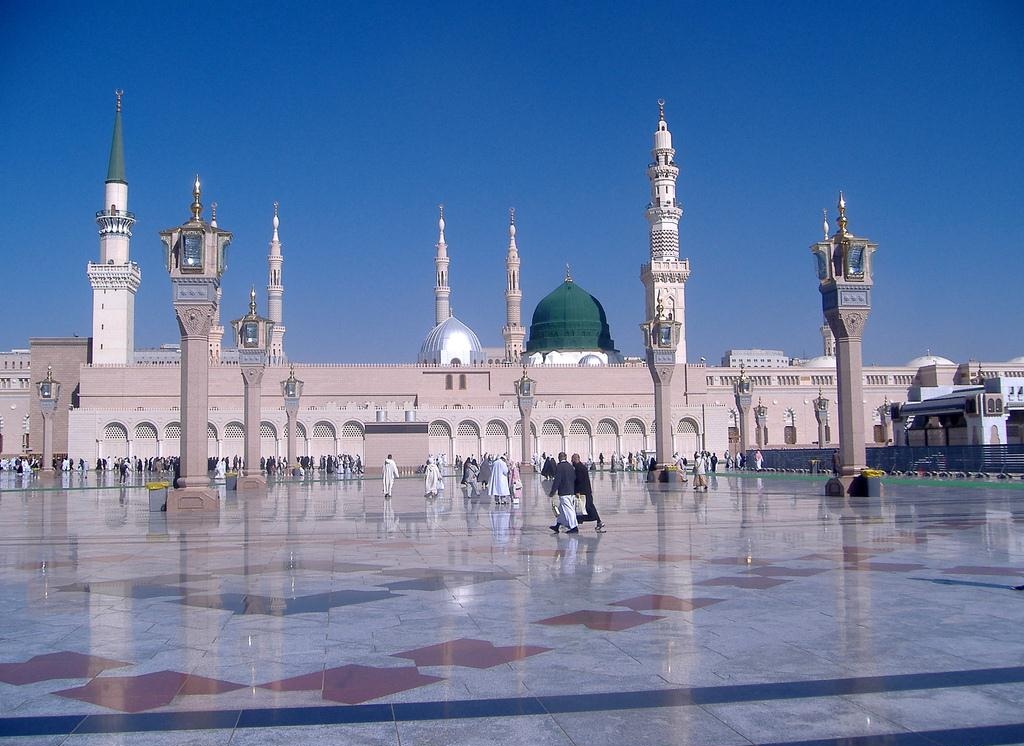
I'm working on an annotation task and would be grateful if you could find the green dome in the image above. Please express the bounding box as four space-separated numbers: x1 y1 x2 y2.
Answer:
526 280 618 353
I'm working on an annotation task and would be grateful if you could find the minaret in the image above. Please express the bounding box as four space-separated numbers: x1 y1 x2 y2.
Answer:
820 322 835 357
640 100 690 364
502 208 525 362
434 205 451 325
88 91 142 365
267 202 286 361
208 202 224 361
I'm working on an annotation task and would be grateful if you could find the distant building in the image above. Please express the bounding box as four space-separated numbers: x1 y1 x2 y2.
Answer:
721 349 790 368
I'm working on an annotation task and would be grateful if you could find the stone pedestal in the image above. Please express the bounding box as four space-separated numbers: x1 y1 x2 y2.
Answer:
239 359 266 491
40 400 56 475
828 318 868 477
518 410 533 471
646 353 675 470
285 405 298 468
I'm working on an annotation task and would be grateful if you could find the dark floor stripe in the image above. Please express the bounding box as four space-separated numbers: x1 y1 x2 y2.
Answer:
3 666 1024 738
755 721 1024 746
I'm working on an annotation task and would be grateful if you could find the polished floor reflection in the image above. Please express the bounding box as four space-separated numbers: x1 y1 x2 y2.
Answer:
1 470 1024 744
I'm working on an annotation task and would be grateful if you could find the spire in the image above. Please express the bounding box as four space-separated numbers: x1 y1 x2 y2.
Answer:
565 263 572 282
508 207 517 248
658 98 665 122
822 209 829 241
106 90 126 183
272 201 280 241
210 201 218 227
434 204 451 325
190 175 202 221
248 286 258 316
836 191 848 235
438 204 446 244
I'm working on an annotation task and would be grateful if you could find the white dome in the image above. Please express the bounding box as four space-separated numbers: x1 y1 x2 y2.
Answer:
803 355 836 369
906 354 955 367
418 316 484 365
1007 356 1024 364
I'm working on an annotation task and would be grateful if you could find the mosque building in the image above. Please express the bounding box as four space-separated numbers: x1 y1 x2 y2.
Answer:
8 97 1024 468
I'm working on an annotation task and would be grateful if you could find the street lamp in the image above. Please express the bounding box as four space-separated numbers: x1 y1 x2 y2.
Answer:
811 192 878 483
754 398 768 448
733 364 752 460
231 287 275 489
514 367 536 470
281 365 304 471
158 176 232 510
37 366 61 475
641 297 681 481
813 388 830 446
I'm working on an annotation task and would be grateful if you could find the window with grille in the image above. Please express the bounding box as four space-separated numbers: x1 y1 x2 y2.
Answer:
428 422 451 437
568 420 589 435
596 421 616 435
165 423 182 439
457 422 478 437
341 423 363 438
485 421 506 436
676 419 698 434
103 423 127 440
623 420 645 435
296 423 307 439
225 423 244 438
260 423 277 438
459 374 467 390
541 421 562 435
134 423 157 439
207 424 217 439
312 422 334 438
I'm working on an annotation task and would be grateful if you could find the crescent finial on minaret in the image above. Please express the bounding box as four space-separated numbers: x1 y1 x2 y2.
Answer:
509 207 516 239
565 263 572 282
249 285 258 315
272 201 280 240
657 98 665 121
438 204 446 241
115 89 124 113
836 191 848 234
210 201 218 227
822 208 828 240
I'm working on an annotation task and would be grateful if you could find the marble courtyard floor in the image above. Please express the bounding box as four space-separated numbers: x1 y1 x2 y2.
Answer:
1 470 1024 745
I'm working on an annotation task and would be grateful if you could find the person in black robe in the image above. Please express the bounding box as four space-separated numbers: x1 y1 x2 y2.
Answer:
541 456 557 478
571 453 606 532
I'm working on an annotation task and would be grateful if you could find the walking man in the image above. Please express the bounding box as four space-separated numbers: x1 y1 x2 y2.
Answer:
382 454 399 499
549 452 578 534
572 453 606 532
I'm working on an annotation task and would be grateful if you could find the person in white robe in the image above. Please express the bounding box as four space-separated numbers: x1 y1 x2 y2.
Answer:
382 454 399 498
488 455 511 504
424 459 441 497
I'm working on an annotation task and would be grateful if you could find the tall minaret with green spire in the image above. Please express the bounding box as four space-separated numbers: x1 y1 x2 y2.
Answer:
88 91 142 365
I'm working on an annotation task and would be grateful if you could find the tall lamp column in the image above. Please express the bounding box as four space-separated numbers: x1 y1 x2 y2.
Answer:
514 368 536 471
733 366 752 460
813 389 829 446
281 366 303 472
754 399 768 449
811 194 878 484
158 176 232 510
232 288 274 490
37 367 61 477
641 298 681 482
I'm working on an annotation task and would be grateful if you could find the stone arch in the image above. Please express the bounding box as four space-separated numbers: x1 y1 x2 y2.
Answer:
622 417 646 456
207 422 220 459
483 419 509 455
539 419 564 458
340 420 364 460
511 421 538 463
101 421 129 461
676 417 700 456
566 418 592 459
309 420 337 460
133 422 159 461
455 420 481 460
593 418 618 460
260 421 279 459
428 420 453 464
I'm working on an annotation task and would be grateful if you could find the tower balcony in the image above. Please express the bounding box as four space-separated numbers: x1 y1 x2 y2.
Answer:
641 258 691 285
95 208 136 238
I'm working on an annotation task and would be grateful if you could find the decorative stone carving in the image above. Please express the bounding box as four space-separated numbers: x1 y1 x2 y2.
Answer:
825 309 868 339
174 303 216 338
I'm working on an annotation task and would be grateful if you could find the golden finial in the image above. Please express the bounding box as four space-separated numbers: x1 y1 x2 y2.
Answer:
565 263 572 282
115 89 124 113
657 99 665 121
249 286 258 316
822 208 829 240
190 174 202 221
45 366 54 381
836 191 848 235
273 201 279 218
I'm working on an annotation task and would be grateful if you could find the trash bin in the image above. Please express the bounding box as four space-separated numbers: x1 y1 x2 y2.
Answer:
146 481 169 512
809 459 820 474
225 473 238 491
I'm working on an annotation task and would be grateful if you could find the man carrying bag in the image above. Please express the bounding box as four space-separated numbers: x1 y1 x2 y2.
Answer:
548 452 578 534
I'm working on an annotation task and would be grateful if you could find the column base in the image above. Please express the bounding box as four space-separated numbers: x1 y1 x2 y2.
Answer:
518 463 535 473
167 487 219 512
646 465 686 484
237 474 267 491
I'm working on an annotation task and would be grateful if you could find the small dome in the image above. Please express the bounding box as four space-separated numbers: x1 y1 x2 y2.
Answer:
578 354 604 366
803 355 836 369
418 316 484 365
906 354 955 367
526 279 617 354
1007 356 1024 364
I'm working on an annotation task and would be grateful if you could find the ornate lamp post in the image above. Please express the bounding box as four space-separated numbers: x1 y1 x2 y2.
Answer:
514 367 536 470
232 288 274 490
281 365 304 471
37 367 61 476
733 365 752 459
753 398 768 449
813 388 830 446
159 176 232 510
878 397 892 445
811 193 878 483
641 298 681 481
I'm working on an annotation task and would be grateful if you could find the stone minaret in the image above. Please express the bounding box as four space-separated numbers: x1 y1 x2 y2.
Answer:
208 203 224 361
640 100 690 364
502 208 525 362
434 205 451 325
820 322 835 357
267 202 286 361
88 91 141 365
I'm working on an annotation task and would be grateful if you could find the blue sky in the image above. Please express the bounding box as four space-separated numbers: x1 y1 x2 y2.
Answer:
1 1 1021 364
